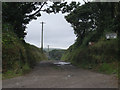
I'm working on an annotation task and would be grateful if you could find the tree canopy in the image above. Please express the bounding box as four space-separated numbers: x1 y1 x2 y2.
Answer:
65 2 120 45
3 2 120 43
2 1 79 39
3 2 46 39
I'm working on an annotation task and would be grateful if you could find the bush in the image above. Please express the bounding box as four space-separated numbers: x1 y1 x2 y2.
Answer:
96 62 118 74
2 23 47 79
89 39 118 63
62 35 118 75
22 64 30 74
2 29 27 73
24 43 47 68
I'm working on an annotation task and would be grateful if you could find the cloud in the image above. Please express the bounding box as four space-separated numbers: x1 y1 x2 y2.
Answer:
25 12 77 49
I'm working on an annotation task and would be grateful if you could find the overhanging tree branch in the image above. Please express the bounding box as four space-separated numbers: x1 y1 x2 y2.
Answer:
27 2 47 18
83 0 87 4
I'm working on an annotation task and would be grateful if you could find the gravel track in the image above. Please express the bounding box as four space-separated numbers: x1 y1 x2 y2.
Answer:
3 60 118 88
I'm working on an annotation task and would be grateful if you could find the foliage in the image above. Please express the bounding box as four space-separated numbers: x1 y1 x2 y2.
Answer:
3 2 120 40
24 43 47 68
2 70 22 79
62 2 119 77
2 2 46 39
96 62 118 74
45 2 80 14
65 2 119 46
90 39 118 63
2 24 27 73
49 49 66 60
62 37 118 74
2 23 47 79
2 1 80 39
2 1 80 79
2 1 120 79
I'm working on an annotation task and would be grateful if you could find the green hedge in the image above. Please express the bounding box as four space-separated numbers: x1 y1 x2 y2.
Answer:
62 37 118 75
2 24 47 79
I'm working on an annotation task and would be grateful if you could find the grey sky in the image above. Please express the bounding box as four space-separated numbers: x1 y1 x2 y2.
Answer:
25 12 76 49
25 0 84 49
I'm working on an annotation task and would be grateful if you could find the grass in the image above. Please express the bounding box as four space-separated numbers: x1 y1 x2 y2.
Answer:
2 70 22 79
92 62 118 75
2 64 31 79
97 63 118 74
61 35 118 77
75 62 118 76
2 24 47 79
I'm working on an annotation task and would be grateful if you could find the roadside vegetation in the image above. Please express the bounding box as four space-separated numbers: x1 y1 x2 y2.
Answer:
2 2 120 80
61 2 119 78
2 24 47 79
62 37 118 75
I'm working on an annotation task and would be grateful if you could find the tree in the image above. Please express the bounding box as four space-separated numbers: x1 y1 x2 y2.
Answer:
3 1 119 43
65 3 99 44
2 2 46 39
64 2 119 45
2 1 80 40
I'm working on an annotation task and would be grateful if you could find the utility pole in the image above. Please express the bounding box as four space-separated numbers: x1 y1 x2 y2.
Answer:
48 45 49 53
40 21 45 53
48 45 49 60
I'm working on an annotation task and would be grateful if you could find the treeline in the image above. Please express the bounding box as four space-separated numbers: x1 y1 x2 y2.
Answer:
62 2 119 75
49 49 66 60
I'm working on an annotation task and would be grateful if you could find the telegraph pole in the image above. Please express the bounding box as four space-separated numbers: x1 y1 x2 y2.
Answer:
48 45 49 60
40 21 45 53
48 45 49 53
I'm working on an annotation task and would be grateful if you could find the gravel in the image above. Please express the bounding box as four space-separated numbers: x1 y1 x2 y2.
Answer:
3 60 118 88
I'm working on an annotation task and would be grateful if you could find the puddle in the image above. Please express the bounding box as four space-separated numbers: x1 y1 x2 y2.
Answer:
53 61 71 65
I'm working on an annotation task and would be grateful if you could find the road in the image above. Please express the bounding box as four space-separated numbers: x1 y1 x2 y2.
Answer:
3 60 118 88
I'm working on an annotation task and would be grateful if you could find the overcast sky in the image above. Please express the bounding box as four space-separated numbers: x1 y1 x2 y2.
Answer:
25 0 85 49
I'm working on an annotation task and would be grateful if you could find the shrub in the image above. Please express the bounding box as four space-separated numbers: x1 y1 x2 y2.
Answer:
2 23 47 79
